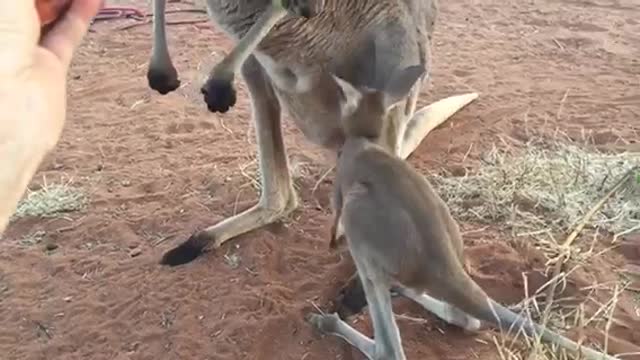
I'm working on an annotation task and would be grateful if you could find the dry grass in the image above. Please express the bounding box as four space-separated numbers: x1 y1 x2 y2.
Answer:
430 138 639 238
18 230 47 247
489 257 630 360
427 136 639 360
12 179 88 220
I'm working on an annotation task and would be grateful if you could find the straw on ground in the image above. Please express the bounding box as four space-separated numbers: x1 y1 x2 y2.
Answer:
428 137 638 360
12 181 87 219
430 138 639 237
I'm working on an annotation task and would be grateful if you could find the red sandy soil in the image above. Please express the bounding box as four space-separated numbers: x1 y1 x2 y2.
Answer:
1 0 639 359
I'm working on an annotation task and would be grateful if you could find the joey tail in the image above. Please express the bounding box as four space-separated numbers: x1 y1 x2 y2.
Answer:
445 273 619 360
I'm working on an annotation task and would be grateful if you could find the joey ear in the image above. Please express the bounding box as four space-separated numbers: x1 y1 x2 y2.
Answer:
332 74 363 118
383 65 426 109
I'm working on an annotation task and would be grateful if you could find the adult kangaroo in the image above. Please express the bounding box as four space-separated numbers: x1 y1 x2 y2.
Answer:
146 0 478 266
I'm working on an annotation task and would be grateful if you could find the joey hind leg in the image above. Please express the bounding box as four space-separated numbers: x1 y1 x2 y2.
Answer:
393 286 482 331
331 266 403 319
365 277 407 359
310 276 406 360
307 312 376 359
160 56 298 266
147 0 181 94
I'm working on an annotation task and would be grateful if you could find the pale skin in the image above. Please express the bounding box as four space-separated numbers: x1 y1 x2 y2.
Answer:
309 71 618 360
0 0 103 235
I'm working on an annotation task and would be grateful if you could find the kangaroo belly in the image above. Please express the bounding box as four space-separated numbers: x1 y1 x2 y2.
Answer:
203 0 433 149
275 89 345 149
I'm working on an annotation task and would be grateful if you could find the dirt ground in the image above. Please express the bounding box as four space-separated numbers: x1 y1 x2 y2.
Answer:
1 0 639 359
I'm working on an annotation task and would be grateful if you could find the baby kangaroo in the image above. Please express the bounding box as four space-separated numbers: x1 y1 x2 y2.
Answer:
307 66 619 360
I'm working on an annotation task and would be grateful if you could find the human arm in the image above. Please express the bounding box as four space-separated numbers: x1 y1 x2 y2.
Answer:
0 0 102 234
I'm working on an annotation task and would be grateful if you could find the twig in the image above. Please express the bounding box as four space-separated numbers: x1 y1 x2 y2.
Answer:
394 313 430 325
556 89 570 120
460 226 489 236
311 166 335 196
461 142 474 163
219 118 234 134
34 321 52 339
603 283 620 356
309 300 325 315
584 283 626 327
562 166 636 249
612 222 640 243
552 38 565 50
541 166 637 321
152 234 175 247
55 216 86 233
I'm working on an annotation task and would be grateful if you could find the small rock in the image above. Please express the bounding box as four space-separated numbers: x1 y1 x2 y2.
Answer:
63 296 73 302
129 248 142 258
128 342 140 352
448 165 468 177
45 243 58 251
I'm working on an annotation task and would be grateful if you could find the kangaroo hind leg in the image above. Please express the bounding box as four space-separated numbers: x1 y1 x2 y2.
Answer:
160 57 298 266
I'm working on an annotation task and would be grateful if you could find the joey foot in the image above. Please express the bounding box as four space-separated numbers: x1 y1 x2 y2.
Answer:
306 312 341 334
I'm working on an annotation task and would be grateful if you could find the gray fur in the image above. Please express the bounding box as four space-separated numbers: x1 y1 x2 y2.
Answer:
310 72 619 360
149 0 443 263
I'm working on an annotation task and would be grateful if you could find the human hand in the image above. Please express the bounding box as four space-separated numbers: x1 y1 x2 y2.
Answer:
0 0 102 234
1 0 102 147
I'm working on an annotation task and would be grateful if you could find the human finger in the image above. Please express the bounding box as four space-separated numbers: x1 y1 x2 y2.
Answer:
39 0 102 68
